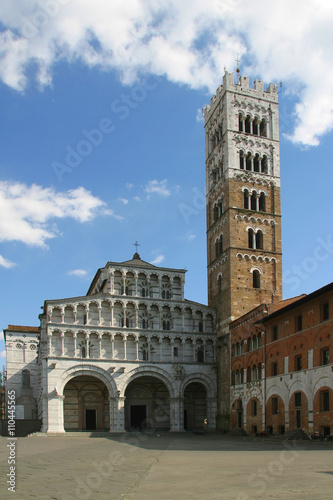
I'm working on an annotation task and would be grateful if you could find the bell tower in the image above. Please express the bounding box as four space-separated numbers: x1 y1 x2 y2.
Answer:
204 71 282 430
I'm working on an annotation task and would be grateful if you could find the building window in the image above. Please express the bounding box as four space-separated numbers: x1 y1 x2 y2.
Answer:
273 325 278 341
244 189 250 209
248 228 254 249
256 230 263 250
240 151 245 169
253 270 260 289
251 192 257 211
198 322 203 333
173 347 178 358
321 391 330 412
296 314 302 332
272 397 279 415
295 354 302 371
218 274 222 292
271 362 278 376
261 155 268 174
321 348 329 366
252 400 257 417
162 320 170 331
83 314 87 325
81 345 86 358
323 302 329 321
245 115 251 134
295 392 302 407
197 350 204 363
260 119 267 137
259 192 266 212
22 369 30 388
239 114 244 132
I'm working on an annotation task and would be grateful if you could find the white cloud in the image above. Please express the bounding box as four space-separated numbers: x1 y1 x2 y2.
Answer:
145 179 170 198
0 331 3 341
188 234 196 241
118 198 129 205
0 180 114 247
0 1 333 145
196 108 204 123
133 196 141 202
125 183 134 190
0 254 16 268
0 350 6 358
150 254 165 265
68 269 88 278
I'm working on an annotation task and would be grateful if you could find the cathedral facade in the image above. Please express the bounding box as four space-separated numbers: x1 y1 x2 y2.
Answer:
5 254 217 432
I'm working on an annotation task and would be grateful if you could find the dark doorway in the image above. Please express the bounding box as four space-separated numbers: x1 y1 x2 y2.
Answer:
184 410 188 430
296 409 301 429
130 405 146 430
85 409 96 430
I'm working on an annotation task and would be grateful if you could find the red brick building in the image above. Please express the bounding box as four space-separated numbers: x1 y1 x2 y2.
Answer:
230 282 333 436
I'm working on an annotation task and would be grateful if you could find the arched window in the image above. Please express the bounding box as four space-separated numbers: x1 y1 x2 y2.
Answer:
218 201 223 216
163 320 170 331
259 193 266 212
232 344 236 356
251 192 257 211
213 204 219 221
253 153 260 172
238 114 244 132
261 155 268 174
218 274 222 292
141 288 146 297
248 228 255 249
260 119 267 137
197 349 204 363
256 230 263 250
219 235 223 254
253 270 261 289
253 118 259 135
244 189 250 209
81 345 86 358
22 369 30 388
199 322 203 333
246 152 252 171
215 239 219 259
245 115 251 134
240 150 245 170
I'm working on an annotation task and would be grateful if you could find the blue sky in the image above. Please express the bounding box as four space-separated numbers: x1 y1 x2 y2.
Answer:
1 0 333 362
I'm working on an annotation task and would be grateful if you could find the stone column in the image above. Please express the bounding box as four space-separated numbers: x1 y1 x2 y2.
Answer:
47 394 65 433
159 338 163 361
169 397 183 431
123 337 127 361
85 334 90 359
135 339 139 361
98 335 102 359
97 305 102 326
110 336 114 359
182 340 185 362
135 308 138 328
73 333 77 358
192 341 196 362
110 304 114 327
135 275 138 296
60 333 64 357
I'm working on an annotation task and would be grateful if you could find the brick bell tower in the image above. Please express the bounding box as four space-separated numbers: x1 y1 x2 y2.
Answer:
204 71 283 431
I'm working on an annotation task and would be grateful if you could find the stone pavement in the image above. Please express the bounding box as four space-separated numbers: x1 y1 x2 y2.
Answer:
0 432 333 500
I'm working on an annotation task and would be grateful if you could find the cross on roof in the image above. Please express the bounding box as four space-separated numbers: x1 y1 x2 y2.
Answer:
133 241 140 252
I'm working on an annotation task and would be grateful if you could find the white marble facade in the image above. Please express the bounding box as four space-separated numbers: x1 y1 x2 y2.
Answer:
6 253 217 433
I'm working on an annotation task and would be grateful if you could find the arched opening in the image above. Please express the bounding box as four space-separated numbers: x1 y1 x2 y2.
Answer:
125 376 170 431
63 375 109 431
183 382 207 431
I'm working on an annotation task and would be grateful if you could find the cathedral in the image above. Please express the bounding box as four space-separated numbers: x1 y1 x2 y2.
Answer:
4 72 333 435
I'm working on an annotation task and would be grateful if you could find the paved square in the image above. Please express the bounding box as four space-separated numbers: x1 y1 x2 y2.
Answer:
1 433 333 500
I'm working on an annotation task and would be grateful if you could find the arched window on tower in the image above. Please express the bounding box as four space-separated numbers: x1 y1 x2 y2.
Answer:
248 229 255 249
244 189 250 209
253 270 261 289
238 114 244 132
260 119 267 137
240 150 245 170
256 230 263 250
245 115 251 134
246 152 252 171
219 235 223 254
251 192 257 211
218 274 222 292
253 118 259 135
259 193 266 212
253 154 260 172
215 239 219 259
261 155 268 174
218 201 223 217
213 204 219 221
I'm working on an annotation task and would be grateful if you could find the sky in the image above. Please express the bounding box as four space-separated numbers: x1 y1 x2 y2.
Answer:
1 0 333 363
